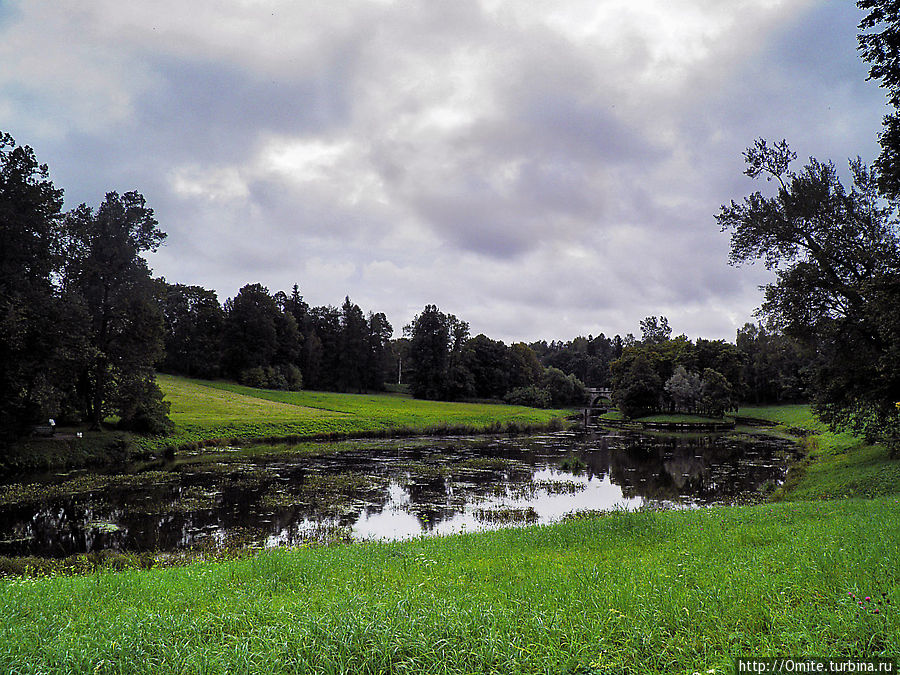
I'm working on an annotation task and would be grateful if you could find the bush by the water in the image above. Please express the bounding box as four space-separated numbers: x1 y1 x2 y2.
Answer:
115 378 174 435
502 370 586 409
504 385 552 408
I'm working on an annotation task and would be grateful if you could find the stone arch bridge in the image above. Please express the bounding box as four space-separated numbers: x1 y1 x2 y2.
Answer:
580 387 613 425
585 387 612 409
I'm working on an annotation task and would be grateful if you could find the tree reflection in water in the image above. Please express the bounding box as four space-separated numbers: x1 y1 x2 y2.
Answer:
0 430 796 557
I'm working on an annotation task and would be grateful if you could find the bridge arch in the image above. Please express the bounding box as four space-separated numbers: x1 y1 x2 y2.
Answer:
585 387 612 409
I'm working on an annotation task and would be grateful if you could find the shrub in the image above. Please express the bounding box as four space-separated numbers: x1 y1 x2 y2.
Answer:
116 377 174 435
281 364 303 391
239 365 303 391
568 373 587 404
541 367 587 407
542 367 574 406
264 366 288 391
504 386 552 409
239 367 268 389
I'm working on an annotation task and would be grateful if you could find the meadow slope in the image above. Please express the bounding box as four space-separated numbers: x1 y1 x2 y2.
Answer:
148 374 572 451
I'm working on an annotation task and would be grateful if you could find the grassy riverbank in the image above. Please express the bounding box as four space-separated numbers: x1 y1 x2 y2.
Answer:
2 403 898 673
2 375 571 471
600 410 735 425
736 404 900 501
0 498 897 674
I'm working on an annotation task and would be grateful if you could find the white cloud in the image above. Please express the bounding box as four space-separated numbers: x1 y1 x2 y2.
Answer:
170 166 250 202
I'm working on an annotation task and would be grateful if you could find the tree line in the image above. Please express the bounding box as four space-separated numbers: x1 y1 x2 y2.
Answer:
401 304 808 415
159 281 393 394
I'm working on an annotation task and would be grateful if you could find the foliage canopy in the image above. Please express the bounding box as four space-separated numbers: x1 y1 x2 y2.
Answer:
719 139 900 449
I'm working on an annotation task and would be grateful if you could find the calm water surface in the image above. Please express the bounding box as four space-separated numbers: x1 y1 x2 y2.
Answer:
0 429 796 557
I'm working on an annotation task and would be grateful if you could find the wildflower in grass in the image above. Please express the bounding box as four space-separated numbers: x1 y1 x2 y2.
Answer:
849 589 890 616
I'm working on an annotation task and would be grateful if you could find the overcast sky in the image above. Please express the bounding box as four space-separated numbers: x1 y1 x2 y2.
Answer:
1 0 888 343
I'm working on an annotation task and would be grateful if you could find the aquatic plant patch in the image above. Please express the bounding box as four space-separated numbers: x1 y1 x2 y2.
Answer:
260 472 390 514
0 471 180 506
455 456 524 471
474 506 539 524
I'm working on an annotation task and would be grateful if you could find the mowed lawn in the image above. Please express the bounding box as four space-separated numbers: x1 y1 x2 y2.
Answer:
154 374 570 450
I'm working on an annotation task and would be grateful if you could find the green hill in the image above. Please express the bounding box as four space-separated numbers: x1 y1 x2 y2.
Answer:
151 374 569 452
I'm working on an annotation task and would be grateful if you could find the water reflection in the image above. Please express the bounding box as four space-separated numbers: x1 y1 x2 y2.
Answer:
0 429 796 557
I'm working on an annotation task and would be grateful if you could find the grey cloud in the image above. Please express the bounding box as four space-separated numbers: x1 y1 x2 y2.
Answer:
693 4 884 170
513 161 596 216
519 98 658 164
135 54 360 164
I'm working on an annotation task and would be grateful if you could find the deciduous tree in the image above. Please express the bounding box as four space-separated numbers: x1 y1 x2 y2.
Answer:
611 353 662 419
0 133 67 440
719 139 900 448
62 191 170 431
159 282 224 379
665 365 702 413
640 316 672 345
859 0 900 197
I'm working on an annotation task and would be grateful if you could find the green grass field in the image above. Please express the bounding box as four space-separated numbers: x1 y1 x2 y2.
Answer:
149 374 571 451
597 410 736 426
736 404 825 431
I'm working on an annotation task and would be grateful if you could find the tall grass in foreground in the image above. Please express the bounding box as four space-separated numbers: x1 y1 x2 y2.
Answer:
1 498 897 674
